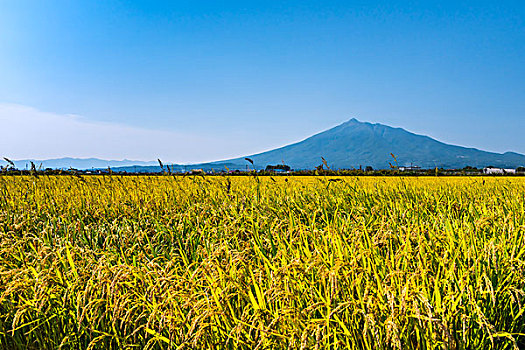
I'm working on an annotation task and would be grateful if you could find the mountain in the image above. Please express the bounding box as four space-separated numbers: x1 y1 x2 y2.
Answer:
0 157 157 170
210 118 525 170
112 118 525 172
4 119 525 171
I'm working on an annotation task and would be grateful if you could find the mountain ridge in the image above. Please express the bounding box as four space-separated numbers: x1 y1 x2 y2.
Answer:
0 157 158 170
3 119 524 171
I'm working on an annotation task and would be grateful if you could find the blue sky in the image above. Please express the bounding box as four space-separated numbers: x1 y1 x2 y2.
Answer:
1 1 524 162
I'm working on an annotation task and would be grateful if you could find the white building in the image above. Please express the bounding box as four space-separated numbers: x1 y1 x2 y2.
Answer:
483 168 516 174
398 165 421 171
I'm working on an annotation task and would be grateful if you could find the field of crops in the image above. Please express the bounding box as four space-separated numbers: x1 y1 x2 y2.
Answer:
1 175 525 349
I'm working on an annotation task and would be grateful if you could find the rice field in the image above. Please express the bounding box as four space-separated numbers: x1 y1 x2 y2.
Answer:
1 175 524 349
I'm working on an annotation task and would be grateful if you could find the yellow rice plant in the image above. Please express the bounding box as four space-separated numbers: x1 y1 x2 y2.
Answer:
0 175 524 349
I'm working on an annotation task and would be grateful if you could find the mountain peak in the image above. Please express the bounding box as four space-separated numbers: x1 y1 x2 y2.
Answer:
341 117 380 128
335 117 369 130
345 117 361 124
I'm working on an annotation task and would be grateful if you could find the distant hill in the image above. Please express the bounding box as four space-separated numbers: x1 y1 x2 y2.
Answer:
0 157 157 170
4 119 525 172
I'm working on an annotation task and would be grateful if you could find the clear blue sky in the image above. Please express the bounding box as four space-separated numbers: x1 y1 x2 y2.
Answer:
1 0 524 162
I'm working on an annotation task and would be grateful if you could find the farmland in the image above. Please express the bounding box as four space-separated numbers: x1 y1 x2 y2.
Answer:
1 175 525 349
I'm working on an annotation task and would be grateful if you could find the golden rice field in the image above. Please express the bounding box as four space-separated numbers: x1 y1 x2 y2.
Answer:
1 175 525 349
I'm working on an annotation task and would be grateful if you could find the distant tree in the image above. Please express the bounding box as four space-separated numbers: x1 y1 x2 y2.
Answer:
265 164 291 172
